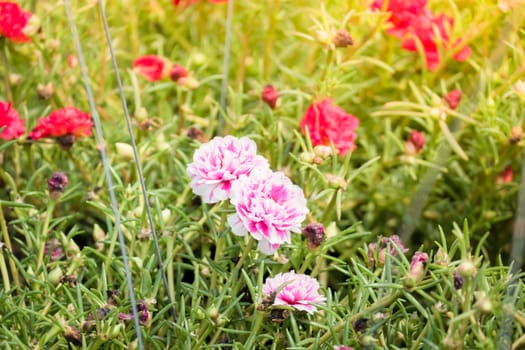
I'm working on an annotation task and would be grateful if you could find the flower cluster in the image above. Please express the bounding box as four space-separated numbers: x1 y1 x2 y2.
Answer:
133 55 198 88
187 136 308 254
29 107 93 147
0 101 25 140
262 271 325 314
300 99 359 156
0 1 32 43
371 0 471 70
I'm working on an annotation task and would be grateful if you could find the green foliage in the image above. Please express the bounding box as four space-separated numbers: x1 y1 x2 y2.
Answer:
1 0 525 348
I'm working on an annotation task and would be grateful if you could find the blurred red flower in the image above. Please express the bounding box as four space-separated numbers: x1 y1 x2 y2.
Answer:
0 1 32 43
0 101 25 140
29 107 92 140
370 0 427 37
133 55 170 82
173 0 227 6
300 99 359 156
371 0 471 70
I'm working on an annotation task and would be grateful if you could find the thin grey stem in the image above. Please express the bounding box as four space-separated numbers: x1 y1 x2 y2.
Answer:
97 0 177 323
218 0 234 135
62 1 144 348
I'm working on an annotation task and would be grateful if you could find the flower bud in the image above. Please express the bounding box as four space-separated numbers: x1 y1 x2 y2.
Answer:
262 85 279 109
48 172 68 200
404 251 428 288
170 64 189 82
37 82 54 100
63 325 82 345
510 125 523 144
457 259 477 278
302 223 325 249
515 80 525 99
187 127 207 143
405 130 425 154
115 142 134 161
444 90 462 110
333 29 353 48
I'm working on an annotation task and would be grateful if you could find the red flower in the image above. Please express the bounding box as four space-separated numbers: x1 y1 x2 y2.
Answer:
262 85 279 109
29 107 92 140
443 89 462 110
0 1 32 43
0 101 25 140
371 0 471 70
133 55 170 82
371 0 427 37
300 99 359 156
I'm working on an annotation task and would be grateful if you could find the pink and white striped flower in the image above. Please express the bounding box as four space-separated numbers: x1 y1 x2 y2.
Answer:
227 167 308 254
262 271 325 314
186 136 269 203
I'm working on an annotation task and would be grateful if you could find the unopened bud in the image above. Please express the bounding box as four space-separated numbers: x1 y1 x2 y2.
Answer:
302 223 325 249
457 259 477 278
262 85 279 109
170 64 189 82
48 172 68 200
37 82 54 100
444 90 462 110
187 127 207 143
510 125 523 144
333 29 353 48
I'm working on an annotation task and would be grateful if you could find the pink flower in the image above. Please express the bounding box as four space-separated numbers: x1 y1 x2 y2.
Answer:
405 130 425 154
300 99 359 156
0 1 32 43
187 136 269 203
133 55 170 82
334 347 354 350
262 85 279 109
262 271 325 314
29 107 92 141
0 101 25 140
227 167 308 254
170 64 189 82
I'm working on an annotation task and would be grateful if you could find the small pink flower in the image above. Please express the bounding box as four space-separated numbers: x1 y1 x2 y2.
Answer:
227 167 308 254
334 347 354 350
404 251 428 287
133 55 170 82
262 271 325 314
0 101 25 140
405 130 425 154
262 85 279 109
187 136 269 203
300 99 359 156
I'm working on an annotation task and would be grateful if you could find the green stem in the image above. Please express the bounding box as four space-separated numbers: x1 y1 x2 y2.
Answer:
307 290 402 349
35 200 56 273
320 189 339 223
0 201 20 287
0 41 13 101
0 249 9 291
